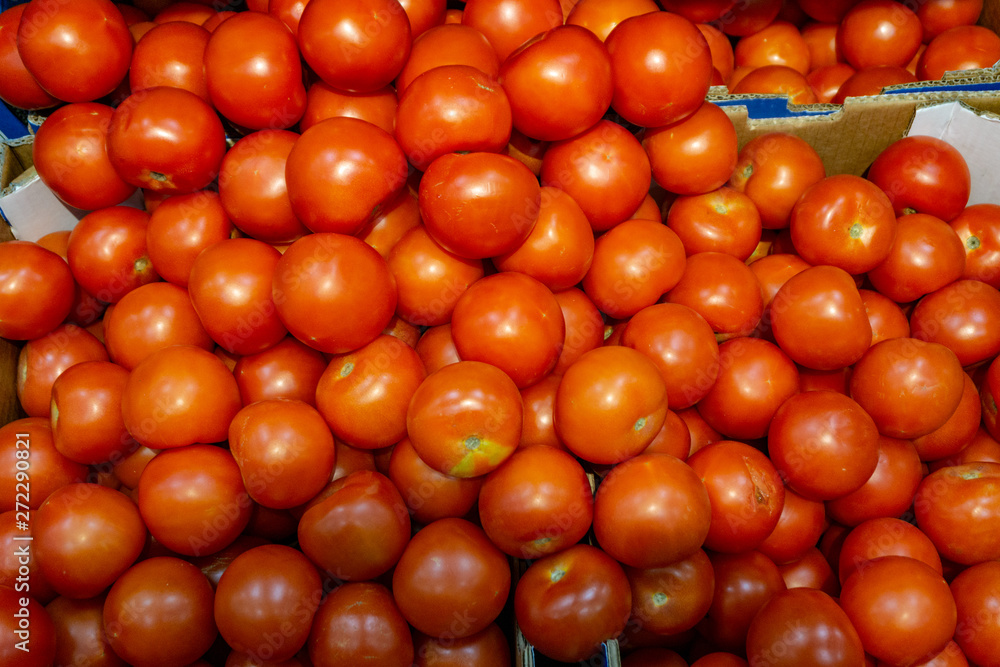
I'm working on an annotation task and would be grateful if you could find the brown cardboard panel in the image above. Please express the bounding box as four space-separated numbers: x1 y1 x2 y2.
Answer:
981 0 1000 33
0 216 21 427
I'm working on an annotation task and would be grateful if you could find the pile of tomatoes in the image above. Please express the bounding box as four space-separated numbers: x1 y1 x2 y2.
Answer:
2 0 1000 665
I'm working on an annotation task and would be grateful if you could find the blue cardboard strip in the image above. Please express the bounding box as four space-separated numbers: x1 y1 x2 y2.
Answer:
0 103 28 141
711 96 838 120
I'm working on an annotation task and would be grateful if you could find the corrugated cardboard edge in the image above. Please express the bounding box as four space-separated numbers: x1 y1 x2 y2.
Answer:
0 137 28 425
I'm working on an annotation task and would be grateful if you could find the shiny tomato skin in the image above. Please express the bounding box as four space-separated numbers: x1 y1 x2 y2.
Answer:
34 484 146 600
32 103 137 211
826 435 923 526
643 101 738 196
666 186 762 261
272 233 397 354
0 419 88 512
688 440 785 553
950 561 1000 665
420 152 541 259
478 445 593 559
912 373 980 462
103 557 218 667
950 203 1000 288
837 0 922 69
0 4 58 109
867 213 967 304
50 360 133 465
867 135 971 221
918 25 1000 80
406 360 522 478
233 336 326 406
392 518 510 638
16 323 109 418
910 279 1000 366
129 20 210 101
735 20 811 74
515 544 631 663
625 549 714 637
461 0 563 62
300 80 398 134
915 462 1000 565
552 287 604 375
0 242 74 341
107 86 226 194
832 65 916 102
204 12 306 130
837 517 943 585
499 25 613 142
564 0 659 42
395 23 500 94
700 550 787 653
605 11 712 127
308 582 413 667
860 288 910 346
387 437 483 524
411 623 511 667
770 265 872 371
298 0 411 93
122 345 242 450
285 117 408 235
45 594 125 667
145 190 238 287
16 0 132 103
540 119 651 232
67 206 158 304
731 65 818 103
757 487 828 565
593 453 712 568
666 251 765 340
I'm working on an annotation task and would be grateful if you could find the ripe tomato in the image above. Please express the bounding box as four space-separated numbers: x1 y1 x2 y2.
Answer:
499 25 613 141
388 437 483 524
666 187 762 260
16 0 132 102
950 560 1000 664
406 361 521 477
555 346 668 464
0 585 56 667
643 101 738 196
565 0 659 41
540 119 651 231
461 0 563 61
915 462 1000 565
770 265 872 371
667 251 765 340
395 23 500 94
205 12 306 129
0 419 88 512
850 337 964 439
912 373 981 462
50 361 133 465
735 20 811 74
273 233 397 354
45 594 123 667
837 0 922 69
107 87 226 194
122 345 242 449
911 279 1000 366
732 65 818 103
698 22 736 82
837 517 943 585
807 63 857 103
605 12 711 127
757 487 827 565
478 445 593 559
300 81 397 135
308 582 413 667
451 272 564 388
103 557 218 667
700 550 786 653
395 65 511 171
950 203 1000 288
860 288 911 345
17 323 108 418
145 191 237 286
729 132 826 229
593 453 711 568
129 20 210 101
688 440 785 552
415 324 462 374
552 288 604 375
0 242 74 341
67 206 158 305
316 334 426 449
228 399 335 509
746 589 865 666
0 4 57 109
718 0 784 36
412 624 511 667
827 435 923 525
918 25 1000 80
360 191 421 259
625 549 714 637
832 64 916 102
515 544 631 662
32 103 137 211
695 337 799 441
840 556 956 665
231 336 324 407
393 518 510 638
867 135 972 222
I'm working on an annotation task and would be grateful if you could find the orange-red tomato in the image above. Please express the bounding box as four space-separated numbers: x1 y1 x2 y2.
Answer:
731 65 818 103
565 0 659 41
735 20 811 74
643 101 739 196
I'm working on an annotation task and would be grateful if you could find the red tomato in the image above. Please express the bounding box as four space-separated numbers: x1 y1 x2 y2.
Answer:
0 418 88 512
0 5 57 109
67 206 158 304
913 373 981 462
593 453 711 568
122 345 241 449
233 336 327 406
757 487 827 564
129 20 210 101
360 191 421 259
395 65 511 171
308 582 413 667
478 445 593 559
583 219 686 319
622 303 720 410
103 557 218 667
837 517 943 584
837 0 922 69
519 374 565 450
394 23 499 94
915 462 1000 565
625 549 714 637
32 103 137 211
918 25 1000 80
540 119 651 231
729 132 826 229
273 233 397 354
152 3 216 25
16 0 132 102
700 550 786 652
387 437 483 524
46 594 124 667
415 324 462 374
950 560 1000 664
300 81 397 134
718 0 784 36
552 288 605 375
840 556 956 665
499 25 613 141
393 517 510 638
832 65 916 102
316 334 426 449
918 0 984 42
732 64 818 103
735 20 811 74
860 288 911 346
229 400 335 509
298 0 411 93
0 585 56 667
565 0 659 41
50 361 133 465
555 346 668 464
397 0 446 38
643 101 738 196
666 187 762 260
285 117 407 235
406 361 522 477
0 242 75 341
103 282 212 370
746 589 865 666
461 0 563 61
411 624 511 667
515 544 631 662
145 191 237 286
807 63 856 103
667 252 764 340
695 337 799 440
770 265 872 371
950 203 1000 288
850 337 964 439
911 279 1000 366
826 435 923 525
698 22 736 82
16 323 108 418
867 135 972 222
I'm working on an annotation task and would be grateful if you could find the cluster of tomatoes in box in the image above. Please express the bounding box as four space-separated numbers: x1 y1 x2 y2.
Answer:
1 0 1000 665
